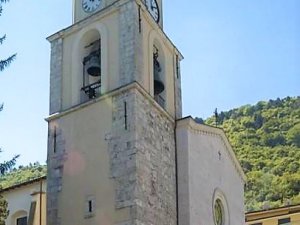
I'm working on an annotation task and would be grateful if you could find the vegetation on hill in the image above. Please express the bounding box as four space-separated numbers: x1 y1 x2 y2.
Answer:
202 96 300 212
0 163 46 189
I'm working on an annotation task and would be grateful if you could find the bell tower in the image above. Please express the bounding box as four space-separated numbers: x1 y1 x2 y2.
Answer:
46 0 182 224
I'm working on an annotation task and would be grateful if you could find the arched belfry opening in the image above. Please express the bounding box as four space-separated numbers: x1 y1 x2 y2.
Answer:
80 30 101 102
153 45 166 108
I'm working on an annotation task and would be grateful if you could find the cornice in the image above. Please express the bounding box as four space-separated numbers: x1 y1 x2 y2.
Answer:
46 81 175 124
0 176 47 194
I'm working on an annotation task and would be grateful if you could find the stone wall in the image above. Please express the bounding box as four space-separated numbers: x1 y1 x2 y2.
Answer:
108 87 177 225
174 57 182 119
108 89 137 223
119 0 144 86
47 121 66 225
49 38 63 114
134 90 177 225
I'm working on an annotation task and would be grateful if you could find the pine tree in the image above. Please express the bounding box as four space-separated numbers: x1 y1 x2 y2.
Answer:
0 106 17 225
0 149 18 175
0 0 18 174
0 1 18 223
0 0 16 71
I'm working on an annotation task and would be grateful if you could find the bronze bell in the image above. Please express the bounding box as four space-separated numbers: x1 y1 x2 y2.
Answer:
86 53 101 77
153 55 165 95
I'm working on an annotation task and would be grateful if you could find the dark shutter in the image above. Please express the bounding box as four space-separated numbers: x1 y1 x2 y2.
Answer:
27 201 37 225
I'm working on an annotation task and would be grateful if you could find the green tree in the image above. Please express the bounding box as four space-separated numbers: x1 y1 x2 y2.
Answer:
287 123 300 147
0 0 16 71
0 163 46 189
0 0 18 173
0 107 17 225
205 96 300 211
0 1 17 223
0 116 18 221
0 194 8 225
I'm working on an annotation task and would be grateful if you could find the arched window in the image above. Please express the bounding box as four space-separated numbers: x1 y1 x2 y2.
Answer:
11 210 27 225
16 217 27 225
80 30 102 102
71 24 108 107
212 189 229 225
214 199 225 225
153 44 165 108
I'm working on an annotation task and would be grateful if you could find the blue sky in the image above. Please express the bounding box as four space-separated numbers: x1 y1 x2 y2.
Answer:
0 0 299 166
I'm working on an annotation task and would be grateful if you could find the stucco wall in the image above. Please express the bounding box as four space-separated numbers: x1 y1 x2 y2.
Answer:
176 117 246 225
2 180 47 225
47 96 133 225
60 9 119 110
73 0 122 23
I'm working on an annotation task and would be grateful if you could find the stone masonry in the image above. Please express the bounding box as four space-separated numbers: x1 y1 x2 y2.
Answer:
47 36 64 225
49 38 63 115
108 87 177 225
119 0 144 86
47 121 66 225
174 57 182 119
134 89 177 225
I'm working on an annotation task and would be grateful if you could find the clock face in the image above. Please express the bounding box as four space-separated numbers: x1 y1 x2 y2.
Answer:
145 0 160 23
82 0 101 13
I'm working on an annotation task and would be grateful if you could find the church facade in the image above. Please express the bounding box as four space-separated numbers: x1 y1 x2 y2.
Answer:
1 177 47 225
45 0 246 225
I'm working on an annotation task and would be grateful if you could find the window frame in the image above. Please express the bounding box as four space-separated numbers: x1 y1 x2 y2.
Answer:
278 217 291 225
16 216 27 225
84 195 96 219
212 189 230 225
214 199 225 225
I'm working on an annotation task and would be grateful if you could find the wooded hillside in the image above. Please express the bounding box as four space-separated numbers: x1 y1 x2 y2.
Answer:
203 96 300 211
0 163 46 189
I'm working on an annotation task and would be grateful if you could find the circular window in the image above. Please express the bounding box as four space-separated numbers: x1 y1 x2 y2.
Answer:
212 189 229 225
214 199 224 225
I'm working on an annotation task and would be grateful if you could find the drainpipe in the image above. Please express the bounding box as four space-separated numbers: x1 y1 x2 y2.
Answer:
174 125 179 225
173 52 179 225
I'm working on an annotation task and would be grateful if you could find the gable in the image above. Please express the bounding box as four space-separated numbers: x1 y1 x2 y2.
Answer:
176 116 246 182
